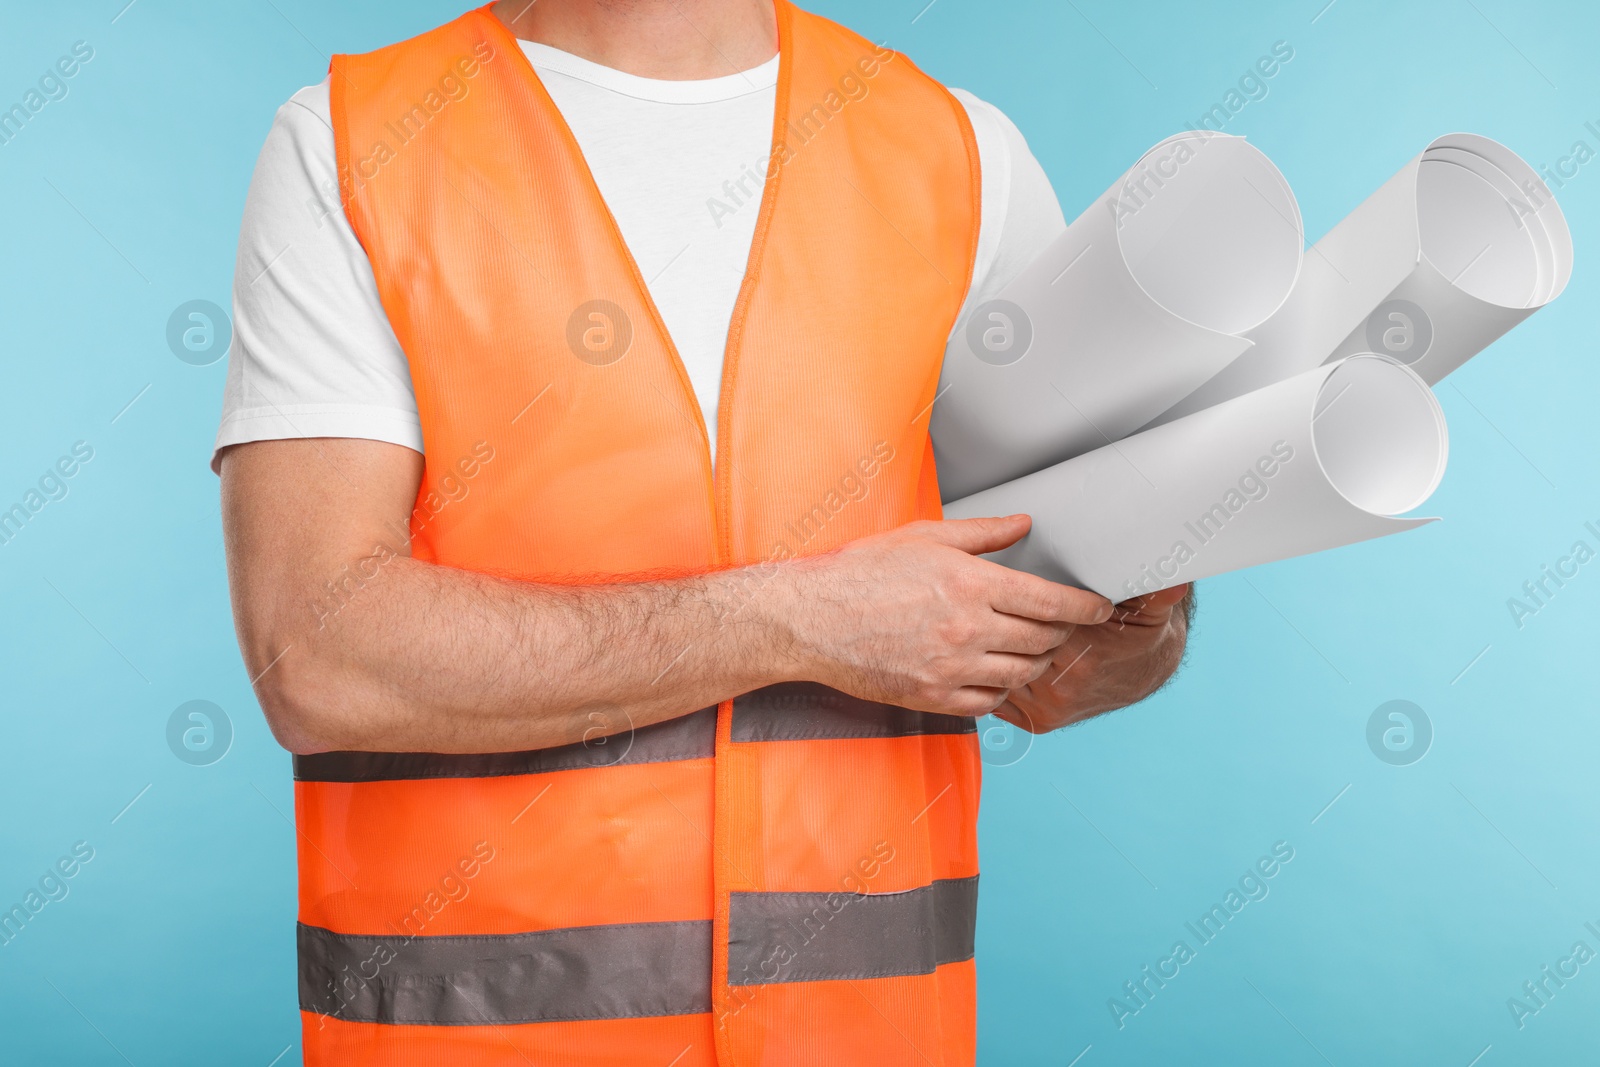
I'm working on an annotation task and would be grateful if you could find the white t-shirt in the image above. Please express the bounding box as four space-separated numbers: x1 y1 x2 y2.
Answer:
214 39 1066 471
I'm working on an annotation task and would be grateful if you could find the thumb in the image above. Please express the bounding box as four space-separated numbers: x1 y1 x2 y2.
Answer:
920 514 1032 556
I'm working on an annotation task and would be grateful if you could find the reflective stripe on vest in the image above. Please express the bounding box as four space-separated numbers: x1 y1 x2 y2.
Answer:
293 688 976 783
297 876 976 1025
294 707 720 783
311 2 981 1063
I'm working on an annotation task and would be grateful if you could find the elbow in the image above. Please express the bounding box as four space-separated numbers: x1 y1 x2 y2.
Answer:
248 642 357 755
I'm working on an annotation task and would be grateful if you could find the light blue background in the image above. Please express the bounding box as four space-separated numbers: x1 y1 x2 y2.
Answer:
0 1 1595 1063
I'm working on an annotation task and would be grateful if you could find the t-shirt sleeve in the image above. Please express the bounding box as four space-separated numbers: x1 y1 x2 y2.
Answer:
213 78 423 474
945 88 1068 334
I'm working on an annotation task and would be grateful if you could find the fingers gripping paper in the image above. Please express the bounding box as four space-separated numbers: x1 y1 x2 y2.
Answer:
1152 133 1573 426
930 132 1303 501
943 355 1449 600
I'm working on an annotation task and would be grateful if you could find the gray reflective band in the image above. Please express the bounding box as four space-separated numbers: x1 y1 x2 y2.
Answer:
731 683 976 741
727 875 978 986
295 685 970 781
298 919 713 1025
298 878 977 1025
294 706 717 783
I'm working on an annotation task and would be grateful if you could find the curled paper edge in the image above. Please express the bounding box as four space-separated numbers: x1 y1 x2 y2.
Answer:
1147 132 1572 430
944 354 1447 600
932 131 1303 501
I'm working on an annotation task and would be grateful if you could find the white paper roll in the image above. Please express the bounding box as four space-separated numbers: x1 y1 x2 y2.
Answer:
944 354 1448 600
1152 133 1572 427
931 131 1303 501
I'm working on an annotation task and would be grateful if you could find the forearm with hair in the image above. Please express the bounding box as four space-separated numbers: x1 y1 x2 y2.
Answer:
248 552 801 755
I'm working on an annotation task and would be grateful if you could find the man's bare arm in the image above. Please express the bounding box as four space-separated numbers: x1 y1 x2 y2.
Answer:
221 438 1114 754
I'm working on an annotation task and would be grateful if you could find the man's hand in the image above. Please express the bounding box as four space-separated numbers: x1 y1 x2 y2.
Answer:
787 515 1114 717
994 582 1192 734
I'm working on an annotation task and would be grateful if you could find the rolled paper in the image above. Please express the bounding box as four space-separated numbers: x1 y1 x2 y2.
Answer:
930 130 1302 502
943 353 1448 600
1152 133 1572 427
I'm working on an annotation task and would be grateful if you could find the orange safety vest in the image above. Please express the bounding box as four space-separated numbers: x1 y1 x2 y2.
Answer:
296 4 981 1064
